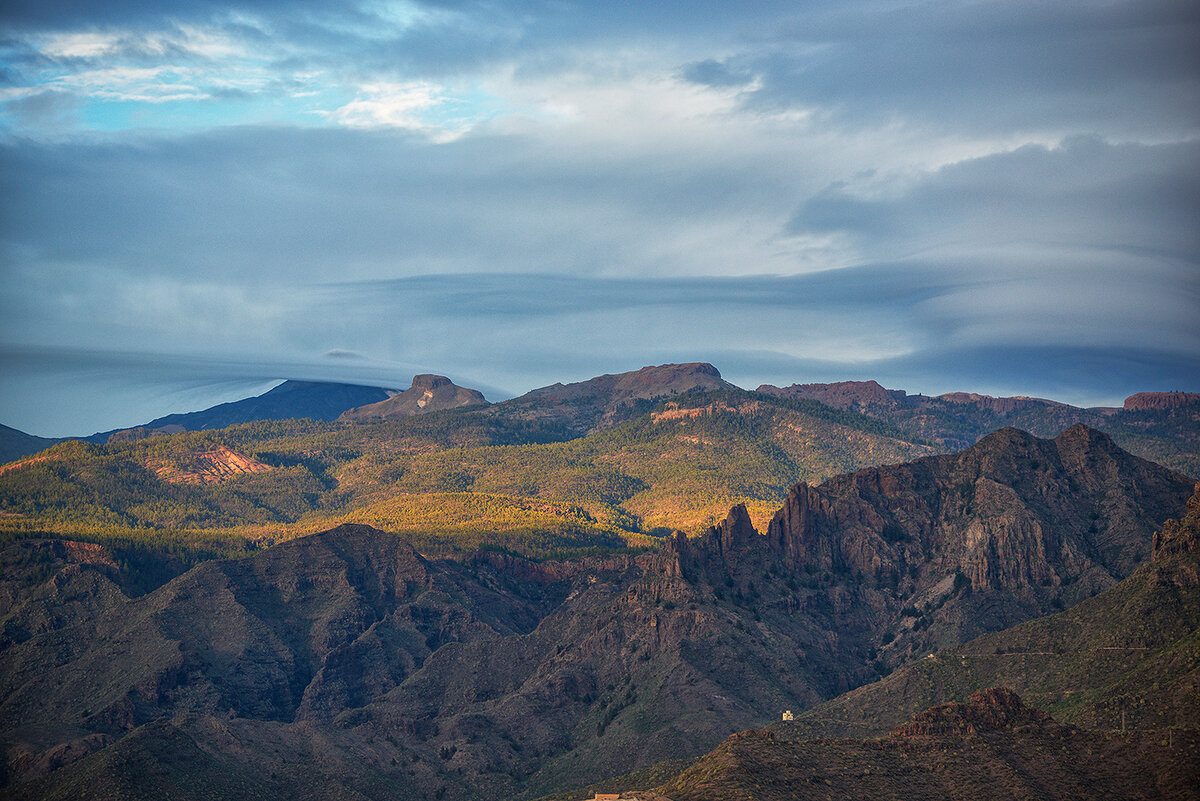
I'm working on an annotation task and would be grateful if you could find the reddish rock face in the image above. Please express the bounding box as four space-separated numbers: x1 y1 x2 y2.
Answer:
147 445 272 484
1124 391 1200 412
757 425 1191 590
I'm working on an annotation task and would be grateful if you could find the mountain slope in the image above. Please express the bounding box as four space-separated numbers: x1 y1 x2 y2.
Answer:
0 389 936 550
754 424 1195 662
491 363 737 436
783 481 1200 739
1 429 1192 800
0 424 59 466
655 689 1198 801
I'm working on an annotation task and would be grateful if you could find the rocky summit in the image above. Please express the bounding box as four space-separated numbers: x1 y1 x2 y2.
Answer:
338 374 489 421
493 363 737 435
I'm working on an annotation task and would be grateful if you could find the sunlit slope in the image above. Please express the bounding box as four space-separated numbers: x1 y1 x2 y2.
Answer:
0 391 932 556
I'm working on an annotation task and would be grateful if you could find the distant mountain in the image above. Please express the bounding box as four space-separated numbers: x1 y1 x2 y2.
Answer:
1124 391 1200 412
492 362 737 436
89 380 392 441
757 380 1108 448
0 424 59 465
0 388 934 539
655 689 1197 801
759 381 1200 476
338 374 488 422
1 427 1191 800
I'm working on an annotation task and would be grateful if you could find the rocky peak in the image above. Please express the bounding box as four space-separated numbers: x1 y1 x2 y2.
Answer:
705 503 758 565
764 482 836 571
890 687 1055 737
339 375 488 422
686 424 1194 662
1153 483 1200 560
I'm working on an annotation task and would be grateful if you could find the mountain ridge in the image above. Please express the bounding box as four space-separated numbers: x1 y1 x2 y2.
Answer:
488 363 737 436
85 380 392 443
1 426 1193 799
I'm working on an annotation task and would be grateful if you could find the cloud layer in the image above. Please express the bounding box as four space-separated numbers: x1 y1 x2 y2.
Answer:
1 1 1197 435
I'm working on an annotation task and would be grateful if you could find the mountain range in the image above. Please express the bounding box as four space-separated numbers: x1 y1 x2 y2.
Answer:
0 362 1197 799
3 364 1197 476
0 424 1193 800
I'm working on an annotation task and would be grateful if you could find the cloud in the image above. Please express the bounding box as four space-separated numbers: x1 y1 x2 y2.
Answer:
319 80 485 140
0 89 81 130
680 58 755 88
739 0 1200 140
788 137 1200 267
0 1 1196 435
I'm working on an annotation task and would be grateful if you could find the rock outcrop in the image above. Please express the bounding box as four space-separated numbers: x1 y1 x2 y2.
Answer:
146 445 272 484
696 425 1194 660
339 375 488 421
890 687 1054 737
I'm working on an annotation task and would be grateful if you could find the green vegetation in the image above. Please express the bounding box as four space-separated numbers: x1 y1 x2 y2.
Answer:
1100 408 1200 478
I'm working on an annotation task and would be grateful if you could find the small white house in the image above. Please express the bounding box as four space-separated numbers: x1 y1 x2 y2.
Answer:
782 710 794 721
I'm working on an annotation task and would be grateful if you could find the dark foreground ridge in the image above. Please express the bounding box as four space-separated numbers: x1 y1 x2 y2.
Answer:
655 689 1197 801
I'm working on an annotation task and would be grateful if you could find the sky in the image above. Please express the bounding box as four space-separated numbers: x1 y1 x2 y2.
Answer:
1 0 1198 437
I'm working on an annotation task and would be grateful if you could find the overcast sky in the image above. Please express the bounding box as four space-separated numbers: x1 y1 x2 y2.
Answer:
2 0 1198 436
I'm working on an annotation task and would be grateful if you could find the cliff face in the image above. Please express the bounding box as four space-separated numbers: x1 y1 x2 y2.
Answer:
705 425 1194 658
756 380 907 411
1153 482 1200 560
1124 392 1200 412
